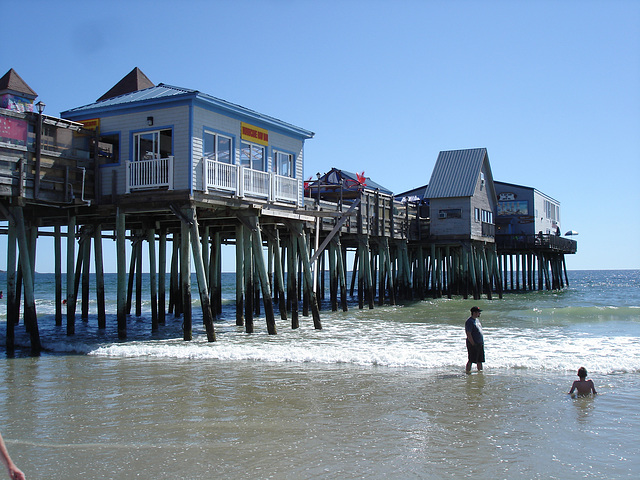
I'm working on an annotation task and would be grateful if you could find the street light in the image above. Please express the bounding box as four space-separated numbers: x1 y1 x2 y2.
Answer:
35 100 46 198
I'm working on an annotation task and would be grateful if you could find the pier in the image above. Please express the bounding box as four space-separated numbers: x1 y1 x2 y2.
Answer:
1 68 577 353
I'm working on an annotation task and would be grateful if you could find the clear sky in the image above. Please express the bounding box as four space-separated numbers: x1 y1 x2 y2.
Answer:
2 0 639 271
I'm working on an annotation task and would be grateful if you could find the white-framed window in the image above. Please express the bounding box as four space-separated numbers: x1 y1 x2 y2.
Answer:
204 130 232 163
134 129 172 161
274 150 294 177
475 207 481 222
240 141 265 171
481 209 493 224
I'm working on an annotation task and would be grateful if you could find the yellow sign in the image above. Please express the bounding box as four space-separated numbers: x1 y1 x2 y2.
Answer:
79 118 100 130
241 122 269 146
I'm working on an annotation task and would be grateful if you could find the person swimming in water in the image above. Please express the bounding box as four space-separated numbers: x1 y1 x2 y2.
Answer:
568 367 597 395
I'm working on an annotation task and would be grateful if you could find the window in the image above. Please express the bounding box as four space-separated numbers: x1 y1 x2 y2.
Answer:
544 200 559 222
274 150 294 177
439 209 461 219
240 141 265 171
481 209 493 224
475 208 481 222
204 131 232 163
134 129 172 161
98 133 119 164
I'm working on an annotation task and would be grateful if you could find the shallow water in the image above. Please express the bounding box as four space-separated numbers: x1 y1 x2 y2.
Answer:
1 270 639 479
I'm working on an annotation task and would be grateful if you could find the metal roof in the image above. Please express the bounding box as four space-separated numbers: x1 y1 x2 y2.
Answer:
62 83 314 139
424 148 489 199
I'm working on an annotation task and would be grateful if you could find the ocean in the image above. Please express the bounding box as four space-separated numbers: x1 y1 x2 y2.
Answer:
1 269 639 479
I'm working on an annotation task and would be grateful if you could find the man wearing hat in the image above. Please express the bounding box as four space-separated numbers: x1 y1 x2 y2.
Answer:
465 306 485 373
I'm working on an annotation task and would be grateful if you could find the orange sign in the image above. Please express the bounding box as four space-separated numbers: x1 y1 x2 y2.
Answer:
79 118 100 130
241 122 269 146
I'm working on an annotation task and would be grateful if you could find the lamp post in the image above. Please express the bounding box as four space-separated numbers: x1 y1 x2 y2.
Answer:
35 100 45 199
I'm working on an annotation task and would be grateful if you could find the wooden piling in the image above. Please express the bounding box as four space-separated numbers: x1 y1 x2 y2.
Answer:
54 224 62 326
81 228 91 321
5 217 17 351
148 228 159 331
180 214 192 340
187 207 215 342
67 214 76 335
235 224 244 326
94 225 106 329
116 208 127 339
243 221 254 333
158 228 167 325
288 232 299 329
11 207 41 353
272 228 288 320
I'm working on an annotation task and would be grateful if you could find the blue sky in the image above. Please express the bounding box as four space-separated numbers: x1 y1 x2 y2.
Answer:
2 0 639 271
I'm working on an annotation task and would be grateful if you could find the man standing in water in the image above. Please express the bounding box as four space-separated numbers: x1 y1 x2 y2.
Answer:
465 306 485 373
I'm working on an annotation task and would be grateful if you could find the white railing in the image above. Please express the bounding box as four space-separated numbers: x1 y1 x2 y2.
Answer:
205 158 237 192
204 158 299 204
126 156 174 193
273 175 300 204
243 168 270 198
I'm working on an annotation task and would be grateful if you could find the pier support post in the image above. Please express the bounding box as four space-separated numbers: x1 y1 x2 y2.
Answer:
243 215 277 335
180 213 192 340
243 222 254 333
210 231 222 316
288 222 321 329
81 228 91 321
329 240 338 311
116 209 127 339
235 224 244 326
272 228 288 320
382 237 395 306
54 224 62 326
6 217 18 351
136 233 143 317
11 207 41 353
67 214 76 335
288 232 299 329
187 207 215 342
94 224 106 329
148 228 159 331
158 228 167 324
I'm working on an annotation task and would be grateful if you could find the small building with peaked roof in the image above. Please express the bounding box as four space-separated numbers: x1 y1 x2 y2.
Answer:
0 68 38 112
61 68 314 206
424 148 497 242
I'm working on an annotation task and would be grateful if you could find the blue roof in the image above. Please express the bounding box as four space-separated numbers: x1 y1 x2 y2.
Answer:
424 148 491 199
62 83 314 139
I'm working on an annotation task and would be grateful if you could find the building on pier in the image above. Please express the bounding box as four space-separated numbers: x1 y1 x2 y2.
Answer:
62 67 313 207
1 67 579 353
493 180 577 291
424 148 497 241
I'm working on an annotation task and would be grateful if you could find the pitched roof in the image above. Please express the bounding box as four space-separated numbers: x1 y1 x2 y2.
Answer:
0 68 37 98
63 82 314 139
424 148 490 199
96 67 154 102
394 184 429 203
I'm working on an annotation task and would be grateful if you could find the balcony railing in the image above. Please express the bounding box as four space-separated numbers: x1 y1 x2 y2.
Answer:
496 234 578 254
204 158 300 205
126 156 174 193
